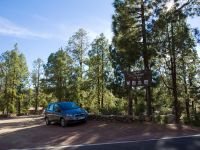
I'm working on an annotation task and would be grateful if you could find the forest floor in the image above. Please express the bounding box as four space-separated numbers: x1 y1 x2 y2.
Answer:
0 115 200 149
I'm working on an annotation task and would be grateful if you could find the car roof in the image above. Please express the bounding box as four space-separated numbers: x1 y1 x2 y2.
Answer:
57 101 74 104
48 101 74 105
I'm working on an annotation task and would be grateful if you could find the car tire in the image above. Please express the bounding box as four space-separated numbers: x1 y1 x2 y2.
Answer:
83 119 87 123
60 118 67 127
45 117 51 125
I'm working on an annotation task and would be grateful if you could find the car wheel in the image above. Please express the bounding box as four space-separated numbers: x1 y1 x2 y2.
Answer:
45 117 51 125
83 119 87 123
60 118 67 127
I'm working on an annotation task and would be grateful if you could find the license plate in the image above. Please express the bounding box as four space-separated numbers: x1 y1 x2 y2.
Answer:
77 116 85 120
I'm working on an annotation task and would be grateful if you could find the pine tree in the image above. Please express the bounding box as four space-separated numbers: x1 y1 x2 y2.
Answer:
44 48 73 101
88 33 110 108
32 58 43 113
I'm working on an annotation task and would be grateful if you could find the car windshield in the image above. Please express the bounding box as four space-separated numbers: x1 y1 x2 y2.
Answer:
59 102 79 110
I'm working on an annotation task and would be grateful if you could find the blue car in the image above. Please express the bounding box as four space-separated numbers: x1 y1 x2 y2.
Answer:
44 102 88 127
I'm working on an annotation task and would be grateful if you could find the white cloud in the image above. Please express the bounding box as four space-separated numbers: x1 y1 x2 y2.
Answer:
0 15 113 42
0 16 52 39
54 20 113 43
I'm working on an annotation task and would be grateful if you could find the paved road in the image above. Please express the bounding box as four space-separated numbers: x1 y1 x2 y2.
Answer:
67 136 200 150
2 116 200 150
16 135 200 150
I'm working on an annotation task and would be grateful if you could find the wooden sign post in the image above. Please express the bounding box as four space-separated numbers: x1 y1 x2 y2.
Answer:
125 69 152 116
125 70 152 87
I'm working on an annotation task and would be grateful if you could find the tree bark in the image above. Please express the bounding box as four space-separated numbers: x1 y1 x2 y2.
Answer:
141 0 152 117
101 48 104 108
97 66 100 108
128 84 133 116
11 68 16 114
182 59 190 122
80 38 83 80
192 101 196 114
128 66 133 116
35 63 40 114
170 22 179 123
17 98 21 115
5 74 9 116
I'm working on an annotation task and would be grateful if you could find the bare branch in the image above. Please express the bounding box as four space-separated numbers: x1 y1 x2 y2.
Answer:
174 1 190 14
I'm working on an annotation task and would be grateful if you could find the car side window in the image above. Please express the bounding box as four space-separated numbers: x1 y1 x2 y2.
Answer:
54 104 59 112
49 104 54 111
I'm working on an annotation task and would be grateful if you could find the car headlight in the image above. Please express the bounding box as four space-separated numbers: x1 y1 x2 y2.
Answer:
83 110 88 114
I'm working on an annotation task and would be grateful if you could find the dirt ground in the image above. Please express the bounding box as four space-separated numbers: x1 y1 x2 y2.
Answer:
0 115 200 149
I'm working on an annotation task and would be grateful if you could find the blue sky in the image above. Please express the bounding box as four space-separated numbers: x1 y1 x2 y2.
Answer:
0 0 114 71
0 0 199 72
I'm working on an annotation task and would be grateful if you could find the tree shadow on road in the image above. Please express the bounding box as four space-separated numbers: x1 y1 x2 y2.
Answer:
0 119 200 150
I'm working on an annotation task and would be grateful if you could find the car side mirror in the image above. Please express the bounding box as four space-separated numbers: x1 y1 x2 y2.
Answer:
56 108 61 113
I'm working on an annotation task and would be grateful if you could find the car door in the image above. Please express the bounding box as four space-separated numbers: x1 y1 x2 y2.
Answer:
47 103 54 121
53 104 62 122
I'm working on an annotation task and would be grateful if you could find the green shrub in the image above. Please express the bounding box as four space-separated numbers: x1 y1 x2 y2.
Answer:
180 114 190 124
154 115 161 123
99 107 122 115
191 112 200 126
135 103 145 116
154 115 167 124
160 115 168 124
8 103 15 114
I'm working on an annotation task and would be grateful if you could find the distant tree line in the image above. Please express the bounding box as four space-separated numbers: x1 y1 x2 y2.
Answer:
0 0 200 125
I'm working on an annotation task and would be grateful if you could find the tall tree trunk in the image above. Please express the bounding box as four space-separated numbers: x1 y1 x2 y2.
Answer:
11 68 16 115
101 49 104 108
101 81 104 108
59 75 62 102
80 39 83 80
35 86 38 113
128 66 133 115
141 0 152 117
79 39 83 104
35 63 40 114
5 75 9 116
182 59 190 122
185 98 190 121
128 85 133 116
97 66 100 108
170 22 179 123
192 101 196 114
45 75 48 103
12 68 15 109
134 91 138 106
17 98 21 115
189 74 195 115
17 85 22 115
133 88 137 115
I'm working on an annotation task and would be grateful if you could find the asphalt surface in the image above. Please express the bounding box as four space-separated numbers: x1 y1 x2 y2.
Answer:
2 116 199 150
25 135 200 150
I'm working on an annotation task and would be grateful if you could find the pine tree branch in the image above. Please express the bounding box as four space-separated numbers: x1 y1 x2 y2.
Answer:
158 65 173 90
174 1 190 14
161 75 173 90
163 56 172 70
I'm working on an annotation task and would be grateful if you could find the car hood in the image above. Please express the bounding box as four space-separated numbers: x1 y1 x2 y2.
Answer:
62 108 86 115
